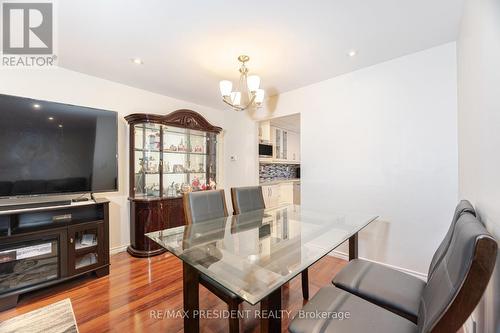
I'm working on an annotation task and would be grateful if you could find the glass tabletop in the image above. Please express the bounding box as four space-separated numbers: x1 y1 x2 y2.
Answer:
146 204 377 305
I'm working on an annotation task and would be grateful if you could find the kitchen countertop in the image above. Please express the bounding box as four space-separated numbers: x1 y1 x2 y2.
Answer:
259 178 301 185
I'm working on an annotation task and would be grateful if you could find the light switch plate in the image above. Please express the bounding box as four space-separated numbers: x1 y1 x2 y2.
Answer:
230 155 237 161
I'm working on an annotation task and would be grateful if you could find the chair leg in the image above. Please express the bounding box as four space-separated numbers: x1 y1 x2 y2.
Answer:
228 299 240 333
301 269 309 300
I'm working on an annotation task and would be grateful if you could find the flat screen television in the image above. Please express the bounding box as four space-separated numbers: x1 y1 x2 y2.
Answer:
0 94 118 198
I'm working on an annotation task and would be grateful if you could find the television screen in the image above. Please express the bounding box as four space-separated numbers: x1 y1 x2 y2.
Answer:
0 94 118 197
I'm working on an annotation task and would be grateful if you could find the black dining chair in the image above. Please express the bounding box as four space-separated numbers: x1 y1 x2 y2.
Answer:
183 189 243 333
231 185 310 300
332 200 476 322
288 212 497 333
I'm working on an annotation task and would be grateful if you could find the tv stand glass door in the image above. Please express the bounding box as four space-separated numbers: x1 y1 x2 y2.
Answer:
0 236 59 294
67 221 104 275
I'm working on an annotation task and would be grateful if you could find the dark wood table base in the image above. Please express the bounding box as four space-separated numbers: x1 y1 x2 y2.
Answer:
182 231 360 333
183 262 200 333
349 233 359 261
260 287 282 333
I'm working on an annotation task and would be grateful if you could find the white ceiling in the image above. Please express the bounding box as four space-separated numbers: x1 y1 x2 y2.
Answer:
270 114 301 133
57 0 464 109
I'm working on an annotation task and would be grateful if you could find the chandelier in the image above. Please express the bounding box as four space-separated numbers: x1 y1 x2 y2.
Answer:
219 55 265 111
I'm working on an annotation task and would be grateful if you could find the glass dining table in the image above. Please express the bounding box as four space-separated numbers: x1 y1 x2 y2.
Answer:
146 204 378 333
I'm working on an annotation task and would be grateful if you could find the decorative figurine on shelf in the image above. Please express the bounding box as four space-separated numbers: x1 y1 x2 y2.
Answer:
166 181 176 197
173 164 184 173
142 156 158 173
135 161 145 194
180 183 191 193
209 178 216 190
150 157 158 173
146 183 160 196
191 176 200 190
148 134 156 150
168 144 177 151
178 139 186 152
198 163 204 172
165 161 171 173
192 145 203 153
148 132 160 150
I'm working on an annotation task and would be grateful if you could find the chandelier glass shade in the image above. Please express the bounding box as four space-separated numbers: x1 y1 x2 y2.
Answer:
219 55 265 111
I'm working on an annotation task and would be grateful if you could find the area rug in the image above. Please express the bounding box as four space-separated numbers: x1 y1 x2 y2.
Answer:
0 298 79 333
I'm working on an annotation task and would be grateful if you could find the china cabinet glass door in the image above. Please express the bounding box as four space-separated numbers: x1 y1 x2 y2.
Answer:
134 123 161 198
162 127 217 198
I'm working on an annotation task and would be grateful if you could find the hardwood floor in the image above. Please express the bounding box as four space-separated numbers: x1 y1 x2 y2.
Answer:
0 252 347 333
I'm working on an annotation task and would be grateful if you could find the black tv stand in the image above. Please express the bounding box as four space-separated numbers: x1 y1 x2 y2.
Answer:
0 200 72 212
0 198 110 311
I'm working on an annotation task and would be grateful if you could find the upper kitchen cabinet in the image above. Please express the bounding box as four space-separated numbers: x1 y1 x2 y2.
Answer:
288 131 300 162
259 120 271 142
259 114 301 163
270 126 300 163
272 126 286 160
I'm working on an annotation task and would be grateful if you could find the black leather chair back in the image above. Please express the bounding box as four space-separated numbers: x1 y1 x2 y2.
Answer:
183 189 228 224
231 186 265 215
417 214 497 333
427 200 476 279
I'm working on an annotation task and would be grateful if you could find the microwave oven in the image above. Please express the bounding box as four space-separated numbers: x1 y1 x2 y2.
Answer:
259 143 273 158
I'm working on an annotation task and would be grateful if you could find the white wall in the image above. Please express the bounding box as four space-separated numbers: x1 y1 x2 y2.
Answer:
457 0 500 331
0 67 259 251
256 43 459 274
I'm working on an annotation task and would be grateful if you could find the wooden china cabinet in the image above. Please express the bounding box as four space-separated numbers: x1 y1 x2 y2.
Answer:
125 110 222 257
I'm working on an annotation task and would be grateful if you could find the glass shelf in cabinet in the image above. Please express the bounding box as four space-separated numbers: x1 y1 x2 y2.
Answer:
162 150 207 155
134 124 161 131
134 148 161 153
135 171 160 175
164 171 205 174
75 253 98 269
164 128 207 138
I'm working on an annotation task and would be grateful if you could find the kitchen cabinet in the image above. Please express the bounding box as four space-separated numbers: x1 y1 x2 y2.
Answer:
272 127 288 160
262 182 295 208
262 184 280 208
279 183 294 205
271 126 300 162
287 131 300 162
293 183 301 205
259 121 271 142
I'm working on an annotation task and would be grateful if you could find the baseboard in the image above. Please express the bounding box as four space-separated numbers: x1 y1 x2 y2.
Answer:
328 251 428 281
110 244 129 255
463 316 475 333
329 250 349 261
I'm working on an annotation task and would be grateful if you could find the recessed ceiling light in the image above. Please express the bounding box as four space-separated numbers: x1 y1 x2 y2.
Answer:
347 50 358 57
131 58 143 65
33 103 41 109
48 117 54 121
58 124 63 128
